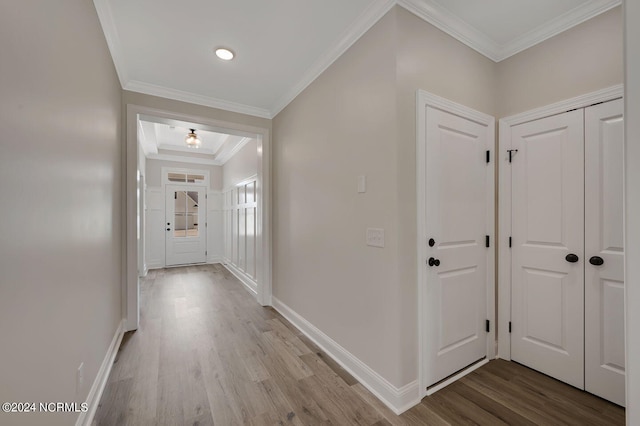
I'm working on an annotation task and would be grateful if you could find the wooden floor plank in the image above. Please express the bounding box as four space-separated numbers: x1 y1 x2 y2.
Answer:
94 265 625 425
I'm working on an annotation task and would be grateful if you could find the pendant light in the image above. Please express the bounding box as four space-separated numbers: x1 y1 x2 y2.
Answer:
185 128 202 148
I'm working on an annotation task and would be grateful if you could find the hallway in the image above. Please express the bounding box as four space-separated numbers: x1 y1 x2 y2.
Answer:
94 265 624 425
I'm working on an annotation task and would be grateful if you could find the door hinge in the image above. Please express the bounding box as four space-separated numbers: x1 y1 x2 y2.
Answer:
507 149 518 163
485 319 490 333
205 250 207 256
509 236 512 248
485 235 490 248
174 192 177 200
486 150 490 163
509 321 512 333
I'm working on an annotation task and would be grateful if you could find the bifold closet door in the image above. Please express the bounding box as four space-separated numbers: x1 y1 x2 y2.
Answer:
585 99 625 406
511 109 585 389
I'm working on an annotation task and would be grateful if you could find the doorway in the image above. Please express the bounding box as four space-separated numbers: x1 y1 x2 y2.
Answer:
165 185 207 266
499 86 625 406
417 91 496 396
124 104 272 331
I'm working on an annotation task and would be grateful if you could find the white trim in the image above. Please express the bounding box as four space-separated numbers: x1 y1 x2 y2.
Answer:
398 0 501 61
223 261 257 296
147 153 220 166
161 167 210 186
501 85 624 126
126 104 272 331
426 358 490 396
125 80 272 119
224 174 258 193
416 89 495 398
92 0 128 87
497 85 624 360
270 0 396 116
97 0 620 121
214 137 252 165
75 319 126 426
498 0 621 61
271 297 420 415
397 0 620 62
207 256 223 264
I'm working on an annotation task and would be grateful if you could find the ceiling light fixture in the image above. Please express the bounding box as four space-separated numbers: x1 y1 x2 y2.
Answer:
185 129 202 148
215 47 235 61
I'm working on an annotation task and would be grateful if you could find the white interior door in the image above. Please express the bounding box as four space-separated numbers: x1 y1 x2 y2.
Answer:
585 99 625 406
424 105 491 387
511 110 585 389
165 185 206 266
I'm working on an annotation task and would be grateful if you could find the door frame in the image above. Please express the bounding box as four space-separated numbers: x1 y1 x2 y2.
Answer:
124 104 272 331
497 85 623 360
416 90 496 398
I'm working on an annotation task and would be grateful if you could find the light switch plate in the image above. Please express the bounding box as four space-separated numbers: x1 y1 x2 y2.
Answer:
366 228 384 248
357 175 366 193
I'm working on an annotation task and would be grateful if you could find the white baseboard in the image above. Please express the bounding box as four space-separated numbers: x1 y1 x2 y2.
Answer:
222 261 257 296
76 319 126 426
271 297 420 415
207 255 223 264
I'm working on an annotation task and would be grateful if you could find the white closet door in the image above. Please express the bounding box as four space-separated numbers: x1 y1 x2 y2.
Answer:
511 110 585 389
424 106 490 386
585 99 625 406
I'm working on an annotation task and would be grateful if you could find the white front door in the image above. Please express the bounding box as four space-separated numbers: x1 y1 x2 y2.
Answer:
585 99 625 406
424 105 492 387
511 110 585 389
165 185 206 266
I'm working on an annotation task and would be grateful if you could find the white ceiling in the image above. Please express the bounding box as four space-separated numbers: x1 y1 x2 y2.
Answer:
95 0 620 119
138 118 251 166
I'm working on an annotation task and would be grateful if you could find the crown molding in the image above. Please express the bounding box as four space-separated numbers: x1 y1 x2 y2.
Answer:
93 0 129 87
214 137 252 165
269 0 396 117
96 0 621 120
397 0 502 61
125 80 273 119
146 152 223 166
497 0 621 61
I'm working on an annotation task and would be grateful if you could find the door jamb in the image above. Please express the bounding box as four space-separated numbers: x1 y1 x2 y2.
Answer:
416 90 496 398
125 104 272 331
497 85 624 360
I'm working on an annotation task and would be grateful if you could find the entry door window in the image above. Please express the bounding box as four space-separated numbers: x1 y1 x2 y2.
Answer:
174 191 199 238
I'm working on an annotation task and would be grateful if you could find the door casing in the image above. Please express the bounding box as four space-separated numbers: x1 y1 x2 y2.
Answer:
416 90 495 398
125 104 272 332
497 85 624 360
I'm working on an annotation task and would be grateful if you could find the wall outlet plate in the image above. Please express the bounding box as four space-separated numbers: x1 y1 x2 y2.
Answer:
366 228 384 248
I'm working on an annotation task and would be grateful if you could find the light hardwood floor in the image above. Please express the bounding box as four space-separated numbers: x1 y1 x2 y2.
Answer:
94 264 624 425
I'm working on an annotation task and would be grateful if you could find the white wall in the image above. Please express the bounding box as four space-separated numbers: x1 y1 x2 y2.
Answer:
144 159 223 268
222 138 259 291
624 1 640 422
0 1 123 425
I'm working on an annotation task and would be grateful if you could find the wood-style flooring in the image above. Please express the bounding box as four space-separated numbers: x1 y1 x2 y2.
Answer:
94 264 625 425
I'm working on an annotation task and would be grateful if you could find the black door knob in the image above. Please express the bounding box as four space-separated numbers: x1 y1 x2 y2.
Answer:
166 228 171 231
428 257 440 267
589 256 604 266
565 253 579 263
428 238 436 247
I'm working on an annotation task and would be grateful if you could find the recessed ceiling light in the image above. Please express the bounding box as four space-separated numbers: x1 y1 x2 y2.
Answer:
215 48 235 61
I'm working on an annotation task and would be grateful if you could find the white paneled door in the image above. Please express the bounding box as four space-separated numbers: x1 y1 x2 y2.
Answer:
585 99 625 406
424 104 492 387
510 99 625 405
511 109 585 389
165 185 206 266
